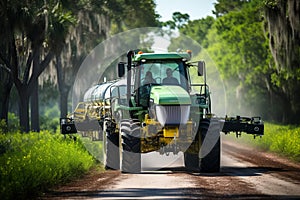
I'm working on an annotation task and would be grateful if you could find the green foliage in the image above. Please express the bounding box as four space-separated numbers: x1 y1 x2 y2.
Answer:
0 120 7 133
0 131 95 199
47 1 77 51
213 0 249 17
2 110 59 133
108 0 159 33
80 136 103 162
211 1 269 78
180 16 215 48
7 113 20 131
259 123 300 161
40 103 60 132
167 15 215 55
40 116 59 132
162 12 190 30
263 0 280 9
0 113 21 133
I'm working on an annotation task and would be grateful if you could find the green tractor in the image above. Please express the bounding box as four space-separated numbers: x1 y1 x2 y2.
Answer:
61 50 264 173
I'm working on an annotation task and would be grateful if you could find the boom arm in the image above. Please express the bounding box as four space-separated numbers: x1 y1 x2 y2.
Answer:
220 116 264 138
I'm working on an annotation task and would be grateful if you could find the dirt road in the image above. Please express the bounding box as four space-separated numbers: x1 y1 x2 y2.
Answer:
43 137 300 199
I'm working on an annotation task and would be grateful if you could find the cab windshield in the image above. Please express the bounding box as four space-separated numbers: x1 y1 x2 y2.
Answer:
138 60 188 90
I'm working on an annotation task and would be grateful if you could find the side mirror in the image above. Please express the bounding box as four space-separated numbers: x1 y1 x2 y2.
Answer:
197 61 205 76
118 62 125 77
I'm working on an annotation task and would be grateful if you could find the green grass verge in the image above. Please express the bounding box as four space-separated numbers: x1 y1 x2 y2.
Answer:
79 136 104 162
226 123 300 162
0 130 97 199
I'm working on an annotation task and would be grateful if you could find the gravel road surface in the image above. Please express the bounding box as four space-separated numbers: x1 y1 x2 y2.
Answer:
42 136 300 199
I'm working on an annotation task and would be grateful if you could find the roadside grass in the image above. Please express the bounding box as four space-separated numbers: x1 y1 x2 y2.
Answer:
0 130 97 200
225 123 300 162
79 136 104 162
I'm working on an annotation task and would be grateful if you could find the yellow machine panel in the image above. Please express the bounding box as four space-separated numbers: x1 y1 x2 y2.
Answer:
163 127 179 137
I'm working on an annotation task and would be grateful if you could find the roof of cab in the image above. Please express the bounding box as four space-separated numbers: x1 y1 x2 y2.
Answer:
132 52 191 62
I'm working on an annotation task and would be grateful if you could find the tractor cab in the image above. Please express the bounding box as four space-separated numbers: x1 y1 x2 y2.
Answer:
118 51 193 109
133 57 190 108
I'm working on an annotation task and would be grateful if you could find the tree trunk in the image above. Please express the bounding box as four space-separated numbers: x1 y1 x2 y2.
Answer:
0 86 12 125
30 50 40 132
283 78 300 124
19 88 30 132
0 69 13 127
30 81 39 132
60 89 70 118
55 55 72 118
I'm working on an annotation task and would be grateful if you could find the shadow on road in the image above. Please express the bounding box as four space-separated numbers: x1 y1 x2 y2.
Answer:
141 166 284 177
45 187 300 200
194 166 285 177
219 166 284 176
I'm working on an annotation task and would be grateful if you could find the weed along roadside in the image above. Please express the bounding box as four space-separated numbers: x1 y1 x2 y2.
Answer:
0 130 97 200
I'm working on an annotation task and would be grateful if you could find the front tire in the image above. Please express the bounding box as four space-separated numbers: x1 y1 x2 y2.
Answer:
120 119 141 173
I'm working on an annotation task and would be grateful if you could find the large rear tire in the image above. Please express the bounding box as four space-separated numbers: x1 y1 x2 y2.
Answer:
120 119 141 173
199 118 220 173
103 120 120 170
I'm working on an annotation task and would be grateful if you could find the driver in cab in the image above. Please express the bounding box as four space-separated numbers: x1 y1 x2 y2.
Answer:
162 68 179 85
143 71 156 85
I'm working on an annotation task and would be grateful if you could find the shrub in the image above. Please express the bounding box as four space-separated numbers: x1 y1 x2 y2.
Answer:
0 131 95 199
